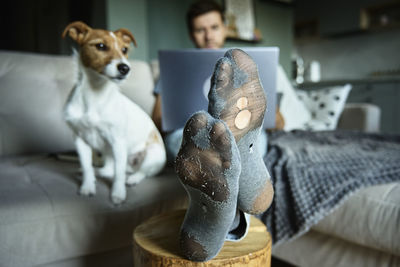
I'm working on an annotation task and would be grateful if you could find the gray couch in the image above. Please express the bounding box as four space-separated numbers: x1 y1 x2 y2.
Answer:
272 103 400 265
0 51 188 267
0 50 398 267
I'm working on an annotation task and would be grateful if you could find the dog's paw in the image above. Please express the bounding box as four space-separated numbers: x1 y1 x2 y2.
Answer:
111 184 126 205
79 183 96 196
111 194 126 205
126 172 146 186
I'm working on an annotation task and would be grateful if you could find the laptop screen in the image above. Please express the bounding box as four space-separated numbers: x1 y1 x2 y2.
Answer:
158 47 279 132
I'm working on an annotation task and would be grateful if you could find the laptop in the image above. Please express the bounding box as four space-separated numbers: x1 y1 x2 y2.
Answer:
158 47 279 132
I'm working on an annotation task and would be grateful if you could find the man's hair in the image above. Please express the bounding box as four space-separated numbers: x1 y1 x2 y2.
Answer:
186 0 225 34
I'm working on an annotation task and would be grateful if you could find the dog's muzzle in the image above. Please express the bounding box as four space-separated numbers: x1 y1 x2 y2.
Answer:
103 60 131 82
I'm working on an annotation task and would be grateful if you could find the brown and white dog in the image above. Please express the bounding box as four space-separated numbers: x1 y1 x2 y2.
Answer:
62 21 166 204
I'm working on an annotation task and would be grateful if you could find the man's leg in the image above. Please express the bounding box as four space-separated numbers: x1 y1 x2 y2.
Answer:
208 49 274 215
175 111 241 262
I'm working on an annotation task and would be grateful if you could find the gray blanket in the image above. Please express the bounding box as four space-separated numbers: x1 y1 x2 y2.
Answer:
258 130 400 246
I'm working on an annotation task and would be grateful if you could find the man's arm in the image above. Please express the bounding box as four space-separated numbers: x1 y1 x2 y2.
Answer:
151 94 163 132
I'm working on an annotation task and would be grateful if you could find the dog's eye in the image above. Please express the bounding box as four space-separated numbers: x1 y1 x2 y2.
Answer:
95 43 108 51
122 47 128 54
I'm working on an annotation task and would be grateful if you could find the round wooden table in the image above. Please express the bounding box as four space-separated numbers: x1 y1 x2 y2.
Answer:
133 209 271 266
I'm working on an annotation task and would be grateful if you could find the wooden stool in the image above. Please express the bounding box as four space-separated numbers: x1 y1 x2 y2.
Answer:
133 209 271 266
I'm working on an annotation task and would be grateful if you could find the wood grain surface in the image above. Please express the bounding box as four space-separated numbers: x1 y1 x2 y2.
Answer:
133 209 271 267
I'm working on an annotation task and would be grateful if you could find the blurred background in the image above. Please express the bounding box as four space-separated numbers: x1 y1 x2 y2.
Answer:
1 0 399 133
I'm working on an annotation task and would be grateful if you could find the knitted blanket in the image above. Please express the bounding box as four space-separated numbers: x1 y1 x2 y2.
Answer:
258 130 400 246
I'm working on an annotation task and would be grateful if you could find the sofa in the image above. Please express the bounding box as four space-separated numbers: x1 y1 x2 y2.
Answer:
269 70 400 267
0 50 188 267
0 50 398 267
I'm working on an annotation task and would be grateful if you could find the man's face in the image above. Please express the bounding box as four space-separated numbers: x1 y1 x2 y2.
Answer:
191 11 226 49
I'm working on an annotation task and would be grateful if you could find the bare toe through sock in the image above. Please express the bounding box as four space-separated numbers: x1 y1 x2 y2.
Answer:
175 111 241 262
208 48 274 215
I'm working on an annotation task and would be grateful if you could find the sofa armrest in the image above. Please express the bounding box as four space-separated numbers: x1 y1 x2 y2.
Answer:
337 103 381 132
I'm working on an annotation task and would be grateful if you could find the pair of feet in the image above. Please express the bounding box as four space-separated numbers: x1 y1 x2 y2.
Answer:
175 49 274 262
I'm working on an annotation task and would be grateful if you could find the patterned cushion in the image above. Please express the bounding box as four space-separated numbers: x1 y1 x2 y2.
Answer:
296 84 352 131
276 66 311 131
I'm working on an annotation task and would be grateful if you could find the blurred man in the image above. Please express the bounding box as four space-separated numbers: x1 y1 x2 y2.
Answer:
187 0 226 49
151 0 226 131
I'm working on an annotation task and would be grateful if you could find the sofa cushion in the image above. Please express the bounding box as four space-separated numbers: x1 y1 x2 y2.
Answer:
276 65 312 131
313 183 400 256
337 103 381 132
273 230 400 267
0 156 187 266
121 60 155 115
0 51 155 156
0 51 76 156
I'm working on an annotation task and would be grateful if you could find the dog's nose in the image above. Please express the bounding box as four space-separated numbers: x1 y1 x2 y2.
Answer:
117 63 130 75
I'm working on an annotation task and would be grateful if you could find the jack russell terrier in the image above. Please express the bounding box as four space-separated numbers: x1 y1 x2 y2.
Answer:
62 21 166 204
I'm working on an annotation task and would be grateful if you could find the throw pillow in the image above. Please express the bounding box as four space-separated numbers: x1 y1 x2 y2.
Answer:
276 65 312 131
296 84 352 131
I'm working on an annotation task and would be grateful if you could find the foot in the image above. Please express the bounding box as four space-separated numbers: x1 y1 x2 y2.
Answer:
126 172 146 186
111 181 126 205
175 111 241 262
208 49 274 214
79 178 96 196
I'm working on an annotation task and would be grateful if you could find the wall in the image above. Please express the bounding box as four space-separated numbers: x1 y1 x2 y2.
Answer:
253 1 293 76
224 1 293 75
106 0 149 61
293 0 400 134
147 0 194 60
0 0 106 56
293 0 400 81
296 29 400 81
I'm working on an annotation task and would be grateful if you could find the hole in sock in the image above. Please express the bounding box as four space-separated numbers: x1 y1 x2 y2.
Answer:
234 110 251 129
236 97 248 109
249 143 254 153
227 211 248 240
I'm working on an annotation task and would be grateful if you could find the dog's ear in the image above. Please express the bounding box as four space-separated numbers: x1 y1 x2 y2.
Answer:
114 28 137 47
62 21 92 45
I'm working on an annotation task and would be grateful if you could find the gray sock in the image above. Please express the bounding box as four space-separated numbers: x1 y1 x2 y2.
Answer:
208 48 274 215
175 111 241 262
